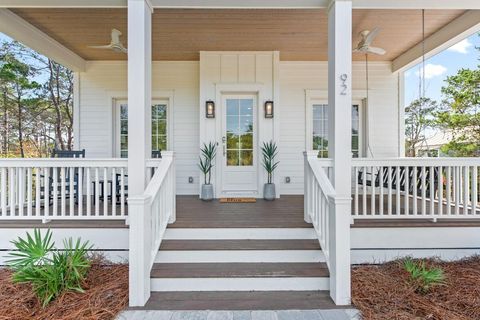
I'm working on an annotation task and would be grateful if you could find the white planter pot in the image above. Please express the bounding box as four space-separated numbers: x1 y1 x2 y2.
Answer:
201 184 214 201
263 183 276 201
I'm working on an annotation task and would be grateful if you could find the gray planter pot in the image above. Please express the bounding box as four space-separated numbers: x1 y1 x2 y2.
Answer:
263 183 276 201
201 184 214 201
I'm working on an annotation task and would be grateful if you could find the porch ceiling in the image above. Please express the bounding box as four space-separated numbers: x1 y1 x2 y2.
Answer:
10 8 465 61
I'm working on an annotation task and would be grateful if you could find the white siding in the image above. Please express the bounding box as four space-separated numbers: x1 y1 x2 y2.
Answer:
78 61 199 195
279 61 399 194
78 59 399 196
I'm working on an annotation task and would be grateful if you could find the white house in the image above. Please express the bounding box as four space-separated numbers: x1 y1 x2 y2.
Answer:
1 0 480 309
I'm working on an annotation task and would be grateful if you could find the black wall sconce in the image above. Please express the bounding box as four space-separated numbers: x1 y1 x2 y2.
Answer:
264 100 274 118
205 100 215 118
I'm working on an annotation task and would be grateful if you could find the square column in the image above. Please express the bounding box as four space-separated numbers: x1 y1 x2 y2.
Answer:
327 0 352 305
127 0 153 307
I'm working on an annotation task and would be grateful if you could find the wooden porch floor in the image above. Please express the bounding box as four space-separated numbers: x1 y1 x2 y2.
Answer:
2 195 480 228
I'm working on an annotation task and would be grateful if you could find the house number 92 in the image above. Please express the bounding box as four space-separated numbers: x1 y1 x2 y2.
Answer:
340 74 348 95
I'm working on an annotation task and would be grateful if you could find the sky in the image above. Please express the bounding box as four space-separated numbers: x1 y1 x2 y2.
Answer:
404 33 480 106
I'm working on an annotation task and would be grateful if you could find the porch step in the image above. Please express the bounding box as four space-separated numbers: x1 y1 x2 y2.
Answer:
156 240 324 263
164 228 317 240
150 262 329 292
139 291 337 310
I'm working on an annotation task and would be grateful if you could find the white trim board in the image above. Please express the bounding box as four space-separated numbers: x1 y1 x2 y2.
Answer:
2 0 480 9
0 9 86 72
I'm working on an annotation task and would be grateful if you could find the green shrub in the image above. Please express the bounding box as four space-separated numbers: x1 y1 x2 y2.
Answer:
6 229 92 307
403 258 446 293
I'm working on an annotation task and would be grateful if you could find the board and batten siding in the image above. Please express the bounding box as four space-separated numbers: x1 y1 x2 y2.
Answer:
77 59 400 196
78 61 199 195
279 61 400 194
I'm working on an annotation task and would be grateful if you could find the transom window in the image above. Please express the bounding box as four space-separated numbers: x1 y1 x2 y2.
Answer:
312 104 362 158
117 101 168 158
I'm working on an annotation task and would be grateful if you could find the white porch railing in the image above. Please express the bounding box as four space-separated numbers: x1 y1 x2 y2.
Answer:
129 151 176 306
352 158 480 219
304 151 351 305
0 159 129 220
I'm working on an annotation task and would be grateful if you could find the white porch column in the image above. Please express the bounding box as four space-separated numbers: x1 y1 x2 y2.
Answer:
128 0 153 307
327 0 352 305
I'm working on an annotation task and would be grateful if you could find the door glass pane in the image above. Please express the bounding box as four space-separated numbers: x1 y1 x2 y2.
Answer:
119 103 167 158
226 98 254 166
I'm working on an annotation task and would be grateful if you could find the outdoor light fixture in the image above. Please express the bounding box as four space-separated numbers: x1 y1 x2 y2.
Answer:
205 100 215 118
264 101 274 118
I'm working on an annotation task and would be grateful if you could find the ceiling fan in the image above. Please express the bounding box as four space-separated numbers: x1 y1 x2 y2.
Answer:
353 28 386 158
88 29 127 54
353 28 386 56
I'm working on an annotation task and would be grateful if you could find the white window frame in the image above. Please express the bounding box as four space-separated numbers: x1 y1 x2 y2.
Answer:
113 98 173 158
305 90 366 158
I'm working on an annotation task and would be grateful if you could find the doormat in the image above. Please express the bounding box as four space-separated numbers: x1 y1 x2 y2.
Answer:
219 198 257 203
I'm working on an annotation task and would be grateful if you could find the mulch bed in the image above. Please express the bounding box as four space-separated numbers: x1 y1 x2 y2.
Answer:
352 256 480 320
0 261 128 320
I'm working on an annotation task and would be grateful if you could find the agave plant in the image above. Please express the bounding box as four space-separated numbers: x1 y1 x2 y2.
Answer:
261 141 279 184
198 142 217 185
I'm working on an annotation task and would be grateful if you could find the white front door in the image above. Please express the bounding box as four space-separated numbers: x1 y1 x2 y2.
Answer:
220 95 258 197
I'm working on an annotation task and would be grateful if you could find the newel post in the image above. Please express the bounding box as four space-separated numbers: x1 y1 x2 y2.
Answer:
327 0 352 305
127 0 153 307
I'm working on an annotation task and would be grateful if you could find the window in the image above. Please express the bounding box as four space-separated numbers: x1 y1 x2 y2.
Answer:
116 101 168 158
312 103 362 158
226 98 254 166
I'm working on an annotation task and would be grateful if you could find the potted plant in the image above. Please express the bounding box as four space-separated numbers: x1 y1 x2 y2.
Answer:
261 140 279 201
198 141 217 201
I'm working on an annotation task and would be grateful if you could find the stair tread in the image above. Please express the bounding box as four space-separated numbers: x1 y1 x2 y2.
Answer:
151 262 329 278
160 240 321 251
131 291 342 310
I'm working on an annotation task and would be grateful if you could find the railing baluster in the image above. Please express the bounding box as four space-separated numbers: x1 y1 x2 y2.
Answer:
35 168 40 217
362 166 367 216
86 167 91 217
412 166 417 216
463 166 469 215
429 166 435 216
120 168 125 216
421 166 426 216
404 166 409 216
61 167 66 216
78 167 83 216
43 168 49 218
395 166 400 216
18 168 24 217
53 168 58 217
388 166 392 216
438 166 443 216
1 168 7 217
371 166 375 216
27 168 32 217
69 167 74 216
103 167 108 216
473 166 478 215
354 166 358 217
9 168 16 216
95 168 100 216
112 168 116 217
446 166 451 216
454 166 460 216
379 166 384 216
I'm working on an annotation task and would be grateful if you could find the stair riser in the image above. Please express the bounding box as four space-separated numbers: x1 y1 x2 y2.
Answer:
164 228 317 240
155 250 325 263
150 277 329 292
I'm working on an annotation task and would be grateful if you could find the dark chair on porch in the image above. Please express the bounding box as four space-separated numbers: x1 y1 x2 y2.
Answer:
358 166 439 196
114 149 162 203
41 149 85 206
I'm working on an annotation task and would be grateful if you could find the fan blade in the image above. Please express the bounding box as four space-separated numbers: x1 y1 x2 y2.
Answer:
111 29 122 44
364 27 380 46
367 46 386 55
88 45 113 50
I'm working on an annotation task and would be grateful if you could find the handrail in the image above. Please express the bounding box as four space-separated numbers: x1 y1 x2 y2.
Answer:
128 151 176 306
304 152 351 305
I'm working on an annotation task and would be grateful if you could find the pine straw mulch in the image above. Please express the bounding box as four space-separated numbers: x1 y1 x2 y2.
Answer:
0 260 129 320
352 256 480 320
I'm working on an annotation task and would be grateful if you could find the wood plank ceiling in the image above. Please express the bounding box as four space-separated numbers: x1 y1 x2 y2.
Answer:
11 8 465 61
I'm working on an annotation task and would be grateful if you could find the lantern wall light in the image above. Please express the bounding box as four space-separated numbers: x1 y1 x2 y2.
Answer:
264 100 274 118
205 100 215 118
